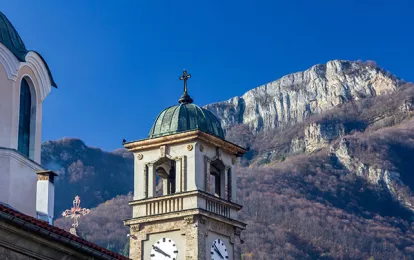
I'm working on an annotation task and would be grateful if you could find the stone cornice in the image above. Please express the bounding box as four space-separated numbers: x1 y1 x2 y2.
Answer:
0 147 44 171
124 208 247 229
124 130 247 156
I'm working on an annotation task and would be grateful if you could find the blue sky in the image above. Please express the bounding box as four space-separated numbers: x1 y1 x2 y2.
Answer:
2 0 414 151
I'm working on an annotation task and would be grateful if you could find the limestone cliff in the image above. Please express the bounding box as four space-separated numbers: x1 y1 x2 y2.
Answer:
205 60 404 132
332 132 414 213
215 60 414 218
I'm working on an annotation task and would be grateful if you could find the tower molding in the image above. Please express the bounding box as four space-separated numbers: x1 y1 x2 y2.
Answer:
125 130 246 155
0 42 53 102
0 42 19 81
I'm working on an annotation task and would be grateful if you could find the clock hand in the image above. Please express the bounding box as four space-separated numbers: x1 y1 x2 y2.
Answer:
153 246 170 258
152 245 171 258
213 244 224 259
154 246 170 258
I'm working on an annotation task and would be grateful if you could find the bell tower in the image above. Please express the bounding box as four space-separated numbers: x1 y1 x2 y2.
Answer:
124 70 247 260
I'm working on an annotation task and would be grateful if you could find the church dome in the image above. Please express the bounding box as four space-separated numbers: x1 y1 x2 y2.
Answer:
149 103 225 139
0 12 28 61
149 70 225 139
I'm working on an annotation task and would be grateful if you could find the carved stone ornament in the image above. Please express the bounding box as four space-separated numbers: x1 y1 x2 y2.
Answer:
199 143 204 152
234 227 242 236
199 216 206 225
137 154 143 160
184 216 194 224
131 224 140 232
187 144 194 151
160 145 167 157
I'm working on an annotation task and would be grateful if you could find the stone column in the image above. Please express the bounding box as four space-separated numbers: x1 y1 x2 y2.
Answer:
175 157 182 192
147 163 155 197
233 227 243 260
163 178 169 195
230 166 236 202
143 165 148 198
183 215 207 259
134 158 144 200
224 167 230 200
129 224 145 260
220 168 227 200
204 157 211 193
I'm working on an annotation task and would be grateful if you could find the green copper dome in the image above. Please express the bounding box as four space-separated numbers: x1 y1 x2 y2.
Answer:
149 103 225 139
0 12 57 87
0 12 28 62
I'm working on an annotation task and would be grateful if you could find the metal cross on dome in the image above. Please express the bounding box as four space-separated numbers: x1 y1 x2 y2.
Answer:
179 69 191 94
62 195 90 236
178 69 193 104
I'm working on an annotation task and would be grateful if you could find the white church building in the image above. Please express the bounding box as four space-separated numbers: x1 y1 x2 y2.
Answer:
0 11 130 260
0 11 56 224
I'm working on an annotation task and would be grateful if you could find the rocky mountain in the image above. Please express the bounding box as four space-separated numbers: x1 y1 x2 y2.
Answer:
205 60 405 132
47 60 414 259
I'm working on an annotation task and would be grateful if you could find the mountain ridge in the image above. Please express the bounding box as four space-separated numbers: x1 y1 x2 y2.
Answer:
46 60 414 259
205 59 405 132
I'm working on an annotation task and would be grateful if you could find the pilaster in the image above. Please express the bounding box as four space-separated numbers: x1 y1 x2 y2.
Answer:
224 166 230 200
147 163 155 197
204 156 211 193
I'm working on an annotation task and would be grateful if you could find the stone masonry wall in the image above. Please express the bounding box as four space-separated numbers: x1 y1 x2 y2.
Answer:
129 213 243 260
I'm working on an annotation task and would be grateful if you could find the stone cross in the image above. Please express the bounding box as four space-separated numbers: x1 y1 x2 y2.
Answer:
62 195 90 236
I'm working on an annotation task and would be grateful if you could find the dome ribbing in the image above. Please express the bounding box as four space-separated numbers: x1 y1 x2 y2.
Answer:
149 103 225 139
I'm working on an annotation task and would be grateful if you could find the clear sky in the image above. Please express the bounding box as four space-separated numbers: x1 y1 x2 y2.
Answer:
2 0 413 151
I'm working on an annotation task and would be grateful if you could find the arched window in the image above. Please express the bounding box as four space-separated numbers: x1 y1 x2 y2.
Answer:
18 78 32 157
210 159 225 198
151 157 176 197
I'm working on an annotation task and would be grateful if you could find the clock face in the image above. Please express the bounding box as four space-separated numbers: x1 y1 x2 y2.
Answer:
210 239 229 260
150 238 178 260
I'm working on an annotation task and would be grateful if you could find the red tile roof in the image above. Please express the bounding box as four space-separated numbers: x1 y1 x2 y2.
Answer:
0 204 129 260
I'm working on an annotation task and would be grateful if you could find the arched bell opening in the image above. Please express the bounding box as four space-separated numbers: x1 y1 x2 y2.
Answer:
153 157 176 197
209 159 225 198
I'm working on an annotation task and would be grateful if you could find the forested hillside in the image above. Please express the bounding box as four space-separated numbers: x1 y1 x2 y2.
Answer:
41 138 133 216
49 60 414 259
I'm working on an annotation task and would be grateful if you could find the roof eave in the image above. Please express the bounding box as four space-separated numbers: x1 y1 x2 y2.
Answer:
30 51 57 88
124 130 247 156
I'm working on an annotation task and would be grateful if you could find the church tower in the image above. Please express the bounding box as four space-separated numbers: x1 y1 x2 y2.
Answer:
124 70 247 260
0 12 57 223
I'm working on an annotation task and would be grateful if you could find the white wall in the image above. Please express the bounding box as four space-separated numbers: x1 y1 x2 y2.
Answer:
0 155 11 206
36 179 55 222
0 148 43 217
0 63 15 149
